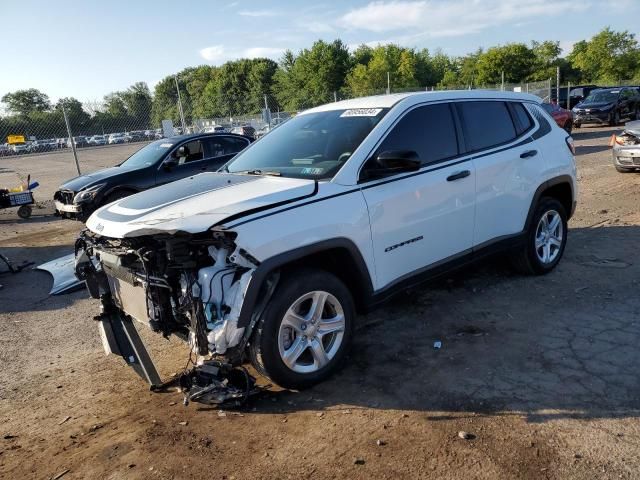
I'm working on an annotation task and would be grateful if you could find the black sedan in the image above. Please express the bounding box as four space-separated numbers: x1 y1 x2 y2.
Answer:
54 133 252 221
572 87 640 127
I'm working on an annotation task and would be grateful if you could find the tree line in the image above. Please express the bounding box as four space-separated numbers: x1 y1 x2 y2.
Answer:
2 27 639 140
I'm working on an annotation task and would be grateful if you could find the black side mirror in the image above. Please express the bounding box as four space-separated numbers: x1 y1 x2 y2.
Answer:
364 150 421 179
163 157 178 171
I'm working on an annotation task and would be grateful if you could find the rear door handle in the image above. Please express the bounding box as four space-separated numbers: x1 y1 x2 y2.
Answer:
520 150 538 158
446 170 470 181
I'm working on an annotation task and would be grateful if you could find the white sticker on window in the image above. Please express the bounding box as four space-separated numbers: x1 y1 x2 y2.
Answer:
159 143 173 148
301 167 324 175
340 108 383 117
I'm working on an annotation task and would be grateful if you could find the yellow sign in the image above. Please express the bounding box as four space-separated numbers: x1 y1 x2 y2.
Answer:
7 135 25 144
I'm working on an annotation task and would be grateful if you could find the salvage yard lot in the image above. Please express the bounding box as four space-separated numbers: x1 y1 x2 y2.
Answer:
1 126 640 479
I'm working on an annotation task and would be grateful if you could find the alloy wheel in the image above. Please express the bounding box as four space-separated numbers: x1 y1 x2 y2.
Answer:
277 291 346 374
535 210 563 265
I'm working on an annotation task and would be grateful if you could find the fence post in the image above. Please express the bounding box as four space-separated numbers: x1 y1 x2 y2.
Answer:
567 82 571 110
174 75 186 132
62 105 81 176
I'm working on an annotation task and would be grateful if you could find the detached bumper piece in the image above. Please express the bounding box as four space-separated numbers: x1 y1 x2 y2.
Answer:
97 296 260 407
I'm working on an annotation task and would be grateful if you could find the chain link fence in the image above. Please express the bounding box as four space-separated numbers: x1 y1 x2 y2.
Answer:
2 78 637 164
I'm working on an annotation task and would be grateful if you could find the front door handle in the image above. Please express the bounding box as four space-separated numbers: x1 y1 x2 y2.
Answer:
520 150 538 158
446 170 470 181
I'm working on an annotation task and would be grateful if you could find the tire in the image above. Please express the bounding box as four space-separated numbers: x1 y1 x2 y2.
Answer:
17 205 32 219
609 111 620 127
563 121 572 134
615 165 634 173
511 197 568 275
573 123 581 129
249 268 355 390
101 190 133 206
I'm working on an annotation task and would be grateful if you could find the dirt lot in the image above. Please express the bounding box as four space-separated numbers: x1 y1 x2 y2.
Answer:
1 127 640 480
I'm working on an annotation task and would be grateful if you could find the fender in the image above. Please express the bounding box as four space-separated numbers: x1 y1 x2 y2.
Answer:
524 174 575 231
236 238 374 328
98 185 141 204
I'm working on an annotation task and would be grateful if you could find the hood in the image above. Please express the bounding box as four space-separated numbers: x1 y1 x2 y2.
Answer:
59 166 135 192
86 172 317 238
623 120 640 137
576 101 614 110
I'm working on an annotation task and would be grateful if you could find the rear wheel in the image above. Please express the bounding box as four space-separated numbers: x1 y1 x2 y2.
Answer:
249 269 354 390
563 120 572 134
511 197 568 275
17 205 32 219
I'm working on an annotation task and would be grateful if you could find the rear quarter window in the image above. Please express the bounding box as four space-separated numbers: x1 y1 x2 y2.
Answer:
457 101 517 152
511 102 534 135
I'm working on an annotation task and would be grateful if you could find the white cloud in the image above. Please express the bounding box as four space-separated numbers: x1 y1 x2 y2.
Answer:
238 9 279 17
199 45 226 62
302 21 335 33
243 47 285 59
559 40 576 56
198 45 284 63
339 0 581 38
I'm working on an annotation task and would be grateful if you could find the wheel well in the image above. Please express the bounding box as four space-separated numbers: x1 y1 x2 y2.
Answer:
101 187 137 204
279 247 371 313
541 182 573 219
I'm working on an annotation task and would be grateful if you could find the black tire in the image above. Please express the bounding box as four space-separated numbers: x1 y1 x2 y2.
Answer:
615 165 634 173
511 197 568 275
609 111 620 127
101 189 133 206
573 123 581 129
17 205 32 219
249 268 355 390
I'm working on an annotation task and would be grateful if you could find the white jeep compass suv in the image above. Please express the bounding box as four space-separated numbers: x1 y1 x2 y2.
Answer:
75 91 577 398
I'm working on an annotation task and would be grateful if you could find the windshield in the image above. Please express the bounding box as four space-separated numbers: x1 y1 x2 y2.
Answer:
584 91 619 104
225 108 389 180
120 139 175 168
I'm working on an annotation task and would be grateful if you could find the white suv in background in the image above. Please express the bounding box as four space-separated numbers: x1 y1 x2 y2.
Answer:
76 91 577 396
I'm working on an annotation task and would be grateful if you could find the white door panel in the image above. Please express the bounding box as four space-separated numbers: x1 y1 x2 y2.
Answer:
472 144 545 245
363 161 476 289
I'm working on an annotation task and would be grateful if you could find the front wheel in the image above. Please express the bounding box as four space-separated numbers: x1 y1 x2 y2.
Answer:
249 269 355 390
17 205 32 219
511 197 568 275
609 111 620 126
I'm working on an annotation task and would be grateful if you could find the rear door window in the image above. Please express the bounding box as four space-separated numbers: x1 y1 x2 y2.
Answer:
457 101 517 152
511 102 534 135
203 137 248 158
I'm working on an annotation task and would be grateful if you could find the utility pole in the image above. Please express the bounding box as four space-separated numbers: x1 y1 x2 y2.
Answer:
501 71 505 91
334 91 337 102
567 81 571 110
62 105 81 175
386 72 390 95
556 66 560 105
174 75 186 132
264 94 271 127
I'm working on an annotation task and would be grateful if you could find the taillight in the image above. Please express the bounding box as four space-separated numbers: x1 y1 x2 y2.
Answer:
565 136 575 155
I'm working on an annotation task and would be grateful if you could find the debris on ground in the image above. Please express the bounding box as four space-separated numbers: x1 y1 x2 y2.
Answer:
51 469 70 480
433 340 442 349
58 416 71 425
458 431 475 440
376 439 386 446
353 457 365 465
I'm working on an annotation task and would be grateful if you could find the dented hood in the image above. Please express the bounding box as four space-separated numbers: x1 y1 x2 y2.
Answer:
85 172 316 238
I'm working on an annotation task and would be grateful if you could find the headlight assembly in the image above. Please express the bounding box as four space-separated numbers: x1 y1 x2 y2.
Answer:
73 183 105 204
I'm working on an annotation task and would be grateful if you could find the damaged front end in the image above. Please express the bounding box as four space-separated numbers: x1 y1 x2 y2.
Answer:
75 228 268 406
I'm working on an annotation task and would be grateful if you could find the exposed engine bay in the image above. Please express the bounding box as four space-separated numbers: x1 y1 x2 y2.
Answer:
74 228 269 406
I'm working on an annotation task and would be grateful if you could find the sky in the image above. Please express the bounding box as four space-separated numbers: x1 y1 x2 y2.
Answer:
1 0 639 103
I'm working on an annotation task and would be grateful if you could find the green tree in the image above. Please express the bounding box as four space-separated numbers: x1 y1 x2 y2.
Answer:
274 40 351 110
568 27 640 82
475 43 537 85
1 88 51 116
120 82 152 126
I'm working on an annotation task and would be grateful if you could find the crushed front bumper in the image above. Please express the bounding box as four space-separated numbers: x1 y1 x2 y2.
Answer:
573 111 611 125
612 145 640 169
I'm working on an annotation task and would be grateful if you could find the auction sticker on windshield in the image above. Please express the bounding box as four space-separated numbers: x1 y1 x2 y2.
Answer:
340 108 383 117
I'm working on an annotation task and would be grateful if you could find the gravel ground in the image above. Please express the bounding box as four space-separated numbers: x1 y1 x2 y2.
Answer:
1 126 640 480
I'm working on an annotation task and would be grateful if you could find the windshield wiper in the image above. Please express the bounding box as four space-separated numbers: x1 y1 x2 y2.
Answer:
237 169 281 177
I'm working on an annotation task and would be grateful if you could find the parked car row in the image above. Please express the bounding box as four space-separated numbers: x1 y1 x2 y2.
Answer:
572 87 640 128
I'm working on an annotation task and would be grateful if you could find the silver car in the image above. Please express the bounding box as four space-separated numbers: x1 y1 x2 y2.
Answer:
611 120 640 173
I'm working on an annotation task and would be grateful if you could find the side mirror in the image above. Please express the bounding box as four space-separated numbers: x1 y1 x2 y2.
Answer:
364 150 421 179
163 158 178 171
